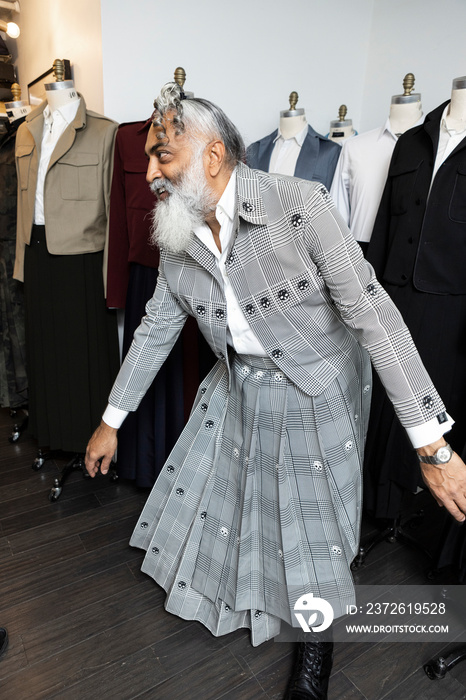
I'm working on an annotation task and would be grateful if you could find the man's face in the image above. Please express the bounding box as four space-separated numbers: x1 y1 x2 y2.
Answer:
146 115 218 254
145 116 197 199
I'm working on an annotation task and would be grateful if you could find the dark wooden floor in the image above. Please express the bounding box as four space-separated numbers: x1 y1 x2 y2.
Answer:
1 407 466 700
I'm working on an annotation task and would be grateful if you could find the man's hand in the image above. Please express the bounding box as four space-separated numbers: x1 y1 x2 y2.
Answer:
85 420 118 477
418 439 466 523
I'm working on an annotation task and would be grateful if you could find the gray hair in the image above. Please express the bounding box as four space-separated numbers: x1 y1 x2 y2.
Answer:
152 82 245 168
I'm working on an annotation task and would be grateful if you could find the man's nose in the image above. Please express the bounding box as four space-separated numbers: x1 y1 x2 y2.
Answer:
146 160 163 183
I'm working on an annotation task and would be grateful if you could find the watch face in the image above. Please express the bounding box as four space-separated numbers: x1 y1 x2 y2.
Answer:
437 447 451 463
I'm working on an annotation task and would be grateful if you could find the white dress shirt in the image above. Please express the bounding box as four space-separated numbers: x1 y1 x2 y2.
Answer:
330 117 424 243
431 105 466 182
34 98 81 224
268 124 308 176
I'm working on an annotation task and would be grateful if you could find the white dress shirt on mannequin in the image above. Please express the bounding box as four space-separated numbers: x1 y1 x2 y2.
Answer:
268 124 308 176
330 116 424 243
34 99 81 224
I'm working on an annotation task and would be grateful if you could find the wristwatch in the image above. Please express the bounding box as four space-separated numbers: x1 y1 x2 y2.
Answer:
417 443 453 466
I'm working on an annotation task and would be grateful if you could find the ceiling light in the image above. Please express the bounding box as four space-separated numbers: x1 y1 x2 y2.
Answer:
0 20 20 38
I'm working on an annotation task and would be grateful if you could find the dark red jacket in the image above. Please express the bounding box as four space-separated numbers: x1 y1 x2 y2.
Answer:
106 120 158 308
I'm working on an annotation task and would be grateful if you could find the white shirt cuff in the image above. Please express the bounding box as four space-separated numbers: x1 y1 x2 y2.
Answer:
405 413 455 449
102 404 129 430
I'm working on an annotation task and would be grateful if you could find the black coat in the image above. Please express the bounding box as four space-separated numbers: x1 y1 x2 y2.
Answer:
367 100 466 295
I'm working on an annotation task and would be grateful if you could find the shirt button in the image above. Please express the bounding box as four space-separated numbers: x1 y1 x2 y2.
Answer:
140 522 148 529
176 487 184 496
220 526 229 537
152 547 159 554
272 349 283 359
363 385 370 393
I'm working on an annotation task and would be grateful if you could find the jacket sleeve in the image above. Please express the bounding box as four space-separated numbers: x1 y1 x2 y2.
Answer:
303 183 448 441
105 128 131 308
107 256 188 412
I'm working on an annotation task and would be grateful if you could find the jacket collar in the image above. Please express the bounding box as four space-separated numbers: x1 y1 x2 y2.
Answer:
235 161 269 225
25 94 87 151
423 100 450 154
183 162 268 270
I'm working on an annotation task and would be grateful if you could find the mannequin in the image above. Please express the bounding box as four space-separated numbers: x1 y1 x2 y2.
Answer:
14 59 120 457
279 90 307 138
364 75 466 543
389 73 422 135
445 74 466 130
431 75 466 582
246 91 340 189
330 73 424 250
328 105 356 143
0 85 30 414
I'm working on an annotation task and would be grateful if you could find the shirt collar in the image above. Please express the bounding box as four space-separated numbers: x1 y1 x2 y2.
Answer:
379 113 425 142
273 123 308 147
216 167 237 222
43 97 81 129
440 104 466 137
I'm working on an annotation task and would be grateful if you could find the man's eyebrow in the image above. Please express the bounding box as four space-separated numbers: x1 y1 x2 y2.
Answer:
146 141 169 157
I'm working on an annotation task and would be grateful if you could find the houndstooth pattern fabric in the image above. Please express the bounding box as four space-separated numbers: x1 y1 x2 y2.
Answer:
109 161 446 432
130 351 371 645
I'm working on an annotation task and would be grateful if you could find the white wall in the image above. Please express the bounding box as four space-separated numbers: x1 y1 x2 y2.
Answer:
361 0 466 131
100 0 374 145
13 0 104 113
9 1 466 140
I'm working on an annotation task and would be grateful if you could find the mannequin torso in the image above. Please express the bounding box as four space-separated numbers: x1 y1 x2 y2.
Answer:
389 100 423 136
445 76 466 131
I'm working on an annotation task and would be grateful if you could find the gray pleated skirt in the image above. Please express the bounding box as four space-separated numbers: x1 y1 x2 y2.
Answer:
130 349 371 646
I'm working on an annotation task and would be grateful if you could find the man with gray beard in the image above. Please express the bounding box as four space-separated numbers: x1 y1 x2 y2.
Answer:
85 82 466 700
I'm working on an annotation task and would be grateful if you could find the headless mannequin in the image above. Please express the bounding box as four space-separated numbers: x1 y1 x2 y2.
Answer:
44 79 79 112
280 112 308 139
389 99 423 135
328 105 356 143
445 75 466 130
389 73 423 136
279 90 308 138
6 100 32 126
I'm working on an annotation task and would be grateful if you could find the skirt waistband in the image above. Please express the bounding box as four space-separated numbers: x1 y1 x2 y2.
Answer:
234 353 279 371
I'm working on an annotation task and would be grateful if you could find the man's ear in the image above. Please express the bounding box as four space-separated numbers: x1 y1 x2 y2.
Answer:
205 139 226 177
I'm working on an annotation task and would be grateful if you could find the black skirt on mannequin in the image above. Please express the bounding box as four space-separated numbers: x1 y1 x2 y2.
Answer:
24 225 120 454
363 279 466 520
116 263 185 488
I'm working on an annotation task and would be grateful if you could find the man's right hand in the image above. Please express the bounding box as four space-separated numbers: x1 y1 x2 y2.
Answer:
85 420 118 477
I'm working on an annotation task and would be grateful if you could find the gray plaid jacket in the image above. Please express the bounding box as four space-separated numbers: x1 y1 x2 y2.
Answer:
109 162 446 433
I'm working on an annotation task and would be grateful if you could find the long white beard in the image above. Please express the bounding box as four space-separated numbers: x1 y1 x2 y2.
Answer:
150 153 218 254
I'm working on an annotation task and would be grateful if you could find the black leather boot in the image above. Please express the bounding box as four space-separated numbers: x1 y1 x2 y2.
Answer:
284 634 333 700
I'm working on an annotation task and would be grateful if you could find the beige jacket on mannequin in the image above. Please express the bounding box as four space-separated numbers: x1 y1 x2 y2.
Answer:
13 94 117 281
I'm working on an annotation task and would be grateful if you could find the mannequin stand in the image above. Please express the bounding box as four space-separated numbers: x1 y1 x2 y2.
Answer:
424 586 466 679
32 448 118 502
8 408 28 443
351 511 432 570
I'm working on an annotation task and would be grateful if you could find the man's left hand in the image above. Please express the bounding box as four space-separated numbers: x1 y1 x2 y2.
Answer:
419 448 466 523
